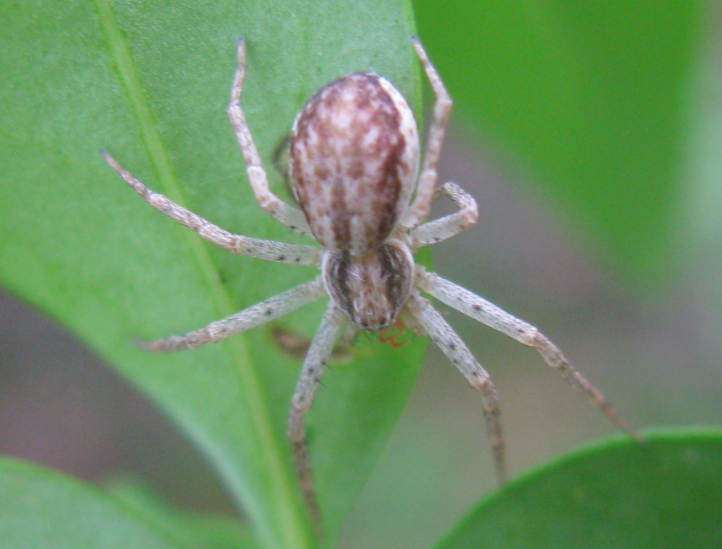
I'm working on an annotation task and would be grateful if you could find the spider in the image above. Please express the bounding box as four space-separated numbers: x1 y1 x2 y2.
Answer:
103 36 640 527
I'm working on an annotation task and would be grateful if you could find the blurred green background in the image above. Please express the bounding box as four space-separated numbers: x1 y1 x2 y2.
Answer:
1 1 720 548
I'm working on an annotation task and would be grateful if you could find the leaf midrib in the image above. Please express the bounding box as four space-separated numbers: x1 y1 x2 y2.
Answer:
92 2 310 547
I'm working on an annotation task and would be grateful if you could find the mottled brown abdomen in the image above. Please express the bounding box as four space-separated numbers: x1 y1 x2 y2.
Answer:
289 72 419 256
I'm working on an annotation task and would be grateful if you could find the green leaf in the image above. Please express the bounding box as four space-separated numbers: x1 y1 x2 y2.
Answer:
679 11 722 361
0 1 423 546
105 475 256 549
414 0 707 286
435 428 722 548
0 459 182 548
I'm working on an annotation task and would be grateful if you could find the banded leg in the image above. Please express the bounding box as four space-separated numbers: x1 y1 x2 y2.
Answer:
408 292 506 482
410 182 479 249
102 151 321 266
140 277 326 351
402 37 453 228
288 303 345 529
418 270 642 441
228 37 311 235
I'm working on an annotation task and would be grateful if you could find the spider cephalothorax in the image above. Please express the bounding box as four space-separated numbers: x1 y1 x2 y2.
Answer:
103 36 639 530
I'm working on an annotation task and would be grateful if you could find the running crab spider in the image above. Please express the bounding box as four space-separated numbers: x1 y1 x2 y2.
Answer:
103 36 640 527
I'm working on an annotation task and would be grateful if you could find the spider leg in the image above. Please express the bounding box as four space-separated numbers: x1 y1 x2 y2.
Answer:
407 292 506 482
228 37 312 235
402 37 452 229
102 151 321 266
139 277 325 351
288 303 345 530
418 270 643 441
410 182 478 249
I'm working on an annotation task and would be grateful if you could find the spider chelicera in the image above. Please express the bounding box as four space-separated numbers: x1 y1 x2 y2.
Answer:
103 37 639 526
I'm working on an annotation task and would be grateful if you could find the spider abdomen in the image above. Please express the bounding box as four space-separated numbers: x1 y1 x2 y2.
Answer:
322 240 414 331
290 72 420 255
